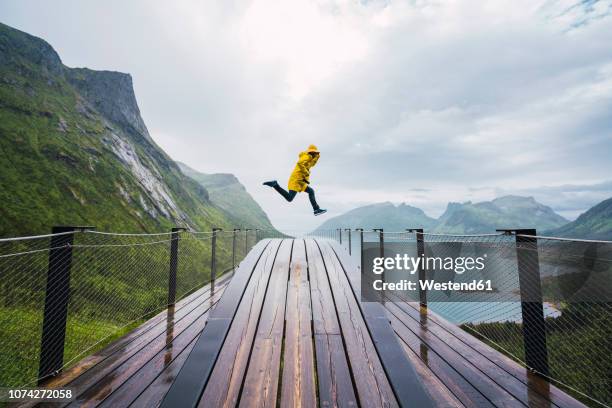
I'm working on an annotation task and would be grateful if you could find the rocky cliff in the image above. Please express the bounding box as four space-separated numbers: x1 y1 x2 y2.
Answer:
0 22 274 235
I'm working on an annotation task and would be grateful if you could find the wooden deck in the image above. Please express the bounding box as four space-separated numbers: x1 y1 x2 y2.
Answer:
33 238 586 408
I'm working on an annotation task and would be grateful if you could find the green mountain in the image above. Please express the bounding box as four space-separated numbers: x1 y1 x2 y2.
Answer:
0 22 270 236
316 196 569 234
547 197 612 240
177 162 274 230
433 196 569 234
314 202 437 232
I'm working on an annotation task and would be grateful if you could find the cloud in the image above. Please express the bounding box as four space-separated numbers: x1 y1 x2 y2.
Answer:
0 0 611 232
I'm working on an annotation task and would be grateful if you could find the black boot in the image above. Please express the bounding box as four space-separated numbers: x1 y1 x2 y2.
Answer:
263 180 278 187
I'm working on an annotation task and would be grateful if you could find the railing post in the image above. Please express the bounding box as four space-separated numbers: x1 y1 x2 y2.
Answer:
232 228 240 275
168 227 185 307
39 225 94 383
373 228 384 302
339 228 342 245
498 228 548 376
211 228 222 292
345 228 352 255
356 228 364 272
373 228 384 258
408 229 426 309
245 229 251 254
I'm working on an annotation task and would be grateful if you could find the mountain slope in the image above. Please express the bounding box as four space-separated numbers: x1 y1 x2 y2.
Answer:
314 202 437 231
433 196 569 234
0 22 247 235
177 162 275 230
547 197 612 240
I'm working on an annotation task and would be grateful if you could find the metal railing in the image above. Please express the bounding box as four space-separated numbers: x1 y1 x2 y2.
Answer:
1 225 609 406
0 226 266 388
335 228 611 408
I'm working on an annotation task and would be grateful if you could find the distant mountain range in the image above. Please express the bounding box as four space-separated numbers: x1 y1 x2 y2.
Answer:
0 22 275 236
315 195 612 238
315 202 437 232
433 196 568 234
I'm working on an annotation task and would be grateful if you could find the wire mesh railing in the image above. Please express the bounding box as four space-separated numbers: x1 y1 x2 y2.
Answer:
3 225 607 405
0 226 263 388
336 227 611 407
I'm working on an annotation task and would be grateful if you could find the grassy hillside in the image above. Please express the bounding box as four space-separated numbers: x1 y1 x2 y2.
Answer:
177 162 276 231
547 197 612 240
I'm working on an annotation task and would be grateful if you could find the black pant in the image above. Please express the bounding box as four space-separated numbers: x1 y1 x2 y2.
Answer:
272 184 320 211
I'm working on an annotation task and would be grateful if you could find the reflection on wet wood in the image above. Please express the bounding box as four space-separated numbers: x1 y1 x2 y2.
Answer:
306 239 356 407
398 300 584 408
388 303 494 408
239 240 292 407
320 242 398 407
68 287 228 407
200 240 281 407
280 240 316 408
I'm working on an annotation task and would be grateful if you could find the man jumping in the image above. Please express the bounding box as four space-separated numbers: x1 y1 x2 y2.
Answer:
263 144 327 216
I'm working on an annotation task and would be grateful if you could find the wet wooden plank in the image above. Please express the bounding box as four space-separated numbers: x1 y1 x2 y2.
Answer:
239 240 293 407
40 276 229 391
390 300 567 408
395 337 465 408
314 334 358 408
399 301 585 408
328 240 437 408
159 239 271 408
198 239 283 407
306 239 341 336
385 301 524 408
67 286 228 407
387 304 493 408
280 239 316 408
129 335 198 408
317 241 398 408
305 239 357 407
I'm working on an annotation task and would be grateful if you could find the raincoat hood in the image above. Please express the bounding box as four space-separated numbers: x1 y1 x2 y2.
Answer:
306 144 319 154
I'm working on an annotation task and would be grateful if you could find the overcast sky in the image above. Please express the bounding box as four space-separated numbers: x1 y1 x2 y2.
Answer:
1 0 611 232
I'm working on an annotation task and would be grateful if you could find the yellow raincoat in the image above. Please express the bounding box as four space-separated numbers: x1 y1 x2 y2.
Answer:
288 145 320 192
